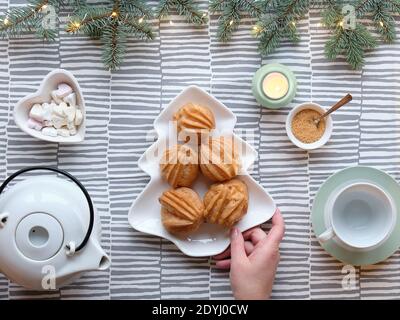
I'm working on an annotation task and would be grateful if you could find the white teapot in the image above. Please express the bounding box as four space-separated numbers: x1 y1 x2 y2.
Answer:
0 167 111 290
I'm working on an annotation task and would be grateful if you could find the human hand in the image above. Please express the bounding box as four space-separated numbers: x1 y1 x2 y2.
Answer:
213 209 285 300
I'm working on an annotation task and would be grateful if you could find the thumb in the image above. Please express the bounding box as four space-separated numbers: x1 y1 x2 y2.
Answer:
230 227 247 263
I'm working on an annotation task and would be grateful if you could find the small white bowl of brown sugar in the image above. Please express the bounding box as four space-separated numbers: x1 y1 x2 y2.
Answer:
286 103 333 150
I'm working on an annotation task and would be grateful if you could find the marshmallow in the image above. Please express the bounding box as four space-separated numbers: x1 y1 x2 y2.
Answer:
55 83 73 98
27 118 43 131
63 92 76 107
41 127 57 137
51 90 63 104
29 103 45 122
28 84 82 138
67 122 77 135
52 115 67 129
44 120 53 127
63 105 76 122
52 103 64 117
42 103 53 121
74 109 83 126
57 128 70 137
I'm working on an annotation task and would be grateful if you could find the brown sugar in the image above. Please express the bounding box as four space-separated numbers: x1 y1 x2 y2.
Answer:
291 109 326 144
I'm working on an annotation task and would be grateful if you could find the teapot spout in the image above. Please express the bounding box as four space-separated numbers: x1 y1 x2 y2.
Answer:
98 254 111 271
86 238 111 271
60 238 111 277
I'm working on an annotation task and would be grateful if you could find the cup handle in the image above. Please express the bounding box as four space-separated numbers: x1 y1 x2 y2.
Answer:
317 227 335 243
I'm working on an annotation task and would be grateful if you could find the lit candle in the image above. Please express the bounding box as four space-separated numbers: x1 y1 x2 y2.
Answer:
252 63 297 109
262 72 289 100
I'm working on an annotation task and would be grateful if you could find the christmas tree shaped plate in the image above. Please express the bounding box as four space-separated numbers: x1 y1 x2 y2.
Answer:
128 86 276 257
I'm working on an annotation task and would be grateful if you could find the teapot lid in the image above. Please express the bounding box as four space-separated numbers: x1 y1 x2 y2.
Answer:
15 212 64 261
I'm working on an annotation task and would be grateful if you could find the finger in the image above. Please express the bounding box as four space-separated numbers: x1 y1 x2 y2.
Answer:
264 208 285 249
230 227 248 263
243 227 267 245
215 259 231 270
213 239 255 261
213 246 231 260
244 241 255 255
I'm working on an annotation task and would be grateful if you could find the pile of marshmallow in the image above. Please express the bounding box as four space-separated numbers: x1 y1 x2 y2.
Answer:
28 83 83 137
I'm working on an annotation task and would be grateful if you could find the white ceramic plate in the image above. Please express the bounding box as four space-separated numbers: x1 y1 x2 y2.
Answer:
128 85 276 257
14 69 86 144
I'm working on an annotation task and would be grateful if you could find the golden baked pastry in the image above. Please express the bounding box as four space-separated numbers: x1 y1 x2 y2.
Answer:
160 144 199 188
200 136 240 182
159 187 205 235
173 103 215 144
203 179 248 228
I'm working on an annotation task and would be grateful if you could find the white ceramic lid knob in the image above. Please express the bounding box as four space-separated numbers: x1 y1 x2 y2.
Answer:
15 212 64 261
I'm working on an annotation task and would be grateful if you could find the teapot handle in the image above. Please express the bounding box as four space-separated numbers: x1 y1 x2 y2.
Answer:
0 166 94 254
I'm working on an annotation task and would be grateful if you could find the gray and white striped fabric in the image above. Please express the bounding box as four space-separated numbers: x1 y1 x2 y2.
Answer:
0 0 400 299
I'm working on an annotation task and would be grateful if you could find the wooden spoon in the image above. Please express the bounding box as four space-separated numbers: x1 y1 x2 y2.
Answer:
314 93 353 126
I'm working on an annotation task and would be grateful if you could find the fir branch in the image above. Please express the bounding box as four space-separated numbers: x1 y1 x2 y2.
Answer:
121 0 153 18
156 0 207 25
66 8 111 34
210 0 266 42
0 0 50 39
216 1 241 42
255 0 310 55
323 2 377 69
102 20 127 71
373 3 396 43
123 16 154 40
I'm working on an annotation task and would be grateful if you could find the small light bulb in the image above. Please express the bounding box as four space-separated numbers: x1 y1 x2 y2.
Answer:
111 11 118 18
202 12 207 18
41 4 48 10
379 21 384 27
229 20 233 26
74 22 81 28
138 17 144 24
338 20 344 27
253 25 258 31
3 18 9 25
169 20 174 25
291 21 296 26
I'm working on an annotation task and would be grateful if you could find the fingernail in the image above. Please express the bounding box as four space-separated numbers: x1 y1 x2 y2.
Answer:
230 227 238 238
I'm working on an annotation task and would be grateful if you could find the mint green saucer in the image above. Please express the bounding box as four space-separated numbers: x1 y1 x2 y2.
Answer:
311 166 400 266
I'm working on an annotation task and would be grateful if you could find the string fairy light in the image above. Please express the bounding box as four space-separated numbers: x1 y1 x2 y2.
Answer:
169 20 174 25
111 11 118 18
379 21 384 27
3 17 9 25
138 17 144 24
229 19 233 26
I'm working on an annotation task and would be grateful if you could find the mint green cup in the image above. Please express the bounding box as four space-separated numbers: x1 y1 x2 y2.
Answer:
252 63 297 110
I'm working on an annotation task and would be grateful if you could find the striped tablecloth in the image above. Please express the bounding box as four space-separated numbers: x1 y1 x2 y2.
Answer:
1 0 400 300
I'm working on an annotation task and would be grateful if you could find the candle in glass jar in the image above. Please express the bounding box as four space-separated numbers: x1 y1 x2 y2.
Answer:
262 72 289 100
252 63 297 109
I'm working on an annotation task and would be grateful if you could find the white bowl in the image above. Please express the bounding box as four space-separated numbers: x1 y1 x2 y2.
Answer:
14 69 86 144
128 85 276 257
285 102 333 150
